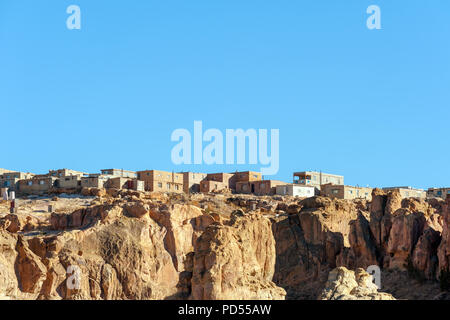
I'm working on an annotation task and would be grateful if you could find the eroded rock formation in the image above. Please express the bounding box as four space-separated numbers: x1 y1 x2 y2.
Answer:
0 189 448 300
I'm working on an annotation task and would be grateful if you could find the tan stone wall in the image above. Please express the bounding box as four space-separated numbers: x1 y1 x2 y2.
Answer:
236 180 285 195
137 170 183 193
49 169 86 178
81 176 108 189
200 180 228 193
181 172 207 193
383 187 426 199
233 171 262 183
106 177 129 189
205 173 234 189
58 176 81 189
101 169 137 178
427 188 450 200
18 177 57 194
321 184 372 200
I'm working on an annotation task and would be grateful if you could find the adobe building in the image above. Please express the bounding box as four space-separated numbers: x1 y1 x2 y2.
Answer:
382 186 426 199
427 187 450 200
81 175 109 189
137 170 183 193
0 171 34 192
236 180 285 196
0 168 15 175
200 180 229 193
101 169 137 179
18 177 58 195
233 171 262 184
180 172 207 193
293 171 344 189
106 177 144 191
321 184 373 200
203 173 235 189
49 169 87 178
129 179 145 192
276 184 316 198
56 175 82 189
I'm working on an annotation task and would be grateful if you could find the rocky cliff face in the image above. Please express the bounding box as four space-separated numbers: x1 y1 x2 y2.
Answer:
0 189 449 300
191 211 285 300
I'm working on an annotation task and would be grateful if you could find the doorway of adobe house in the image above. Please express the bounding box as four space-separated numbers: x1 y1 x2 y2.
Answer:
251 184 255 193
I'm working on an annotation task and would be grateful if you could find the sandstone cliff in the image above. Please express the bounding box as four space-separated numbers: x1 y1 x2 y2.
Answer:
0 189 449 300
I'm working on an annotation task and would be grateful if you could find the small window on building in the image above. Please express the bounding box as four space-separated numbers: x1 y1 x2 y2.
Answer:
27 181 32 186
158 182 162 188
261 183 265 188
39 180 45 185
348 190 353 194
167 183 170 189
332 189 339 194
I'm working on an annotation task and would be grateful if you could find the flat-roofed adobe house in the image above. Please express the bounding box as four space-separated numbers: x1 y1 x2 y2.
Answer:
49 169 87 178
276 184 316 198
137 170 183 193
321 184 373 200
200 180 229 193
293 171 344 189
81 175 109 189
427 187 450 200
106 177 144 191
57 175 82 189
236 180 286 196
201 173 235 191
180 172 207 193
0 171 34 192
18 177 58 195
382 186 426 199
101 169 137 179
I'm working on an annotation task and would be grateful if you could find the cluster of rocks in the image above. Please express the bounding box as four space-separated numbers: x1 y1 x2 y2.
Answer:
0 188 448 300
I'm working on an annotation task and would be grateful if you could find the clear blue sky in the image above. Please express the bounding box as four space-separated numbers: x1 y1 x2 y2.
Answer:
1 0 449 189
